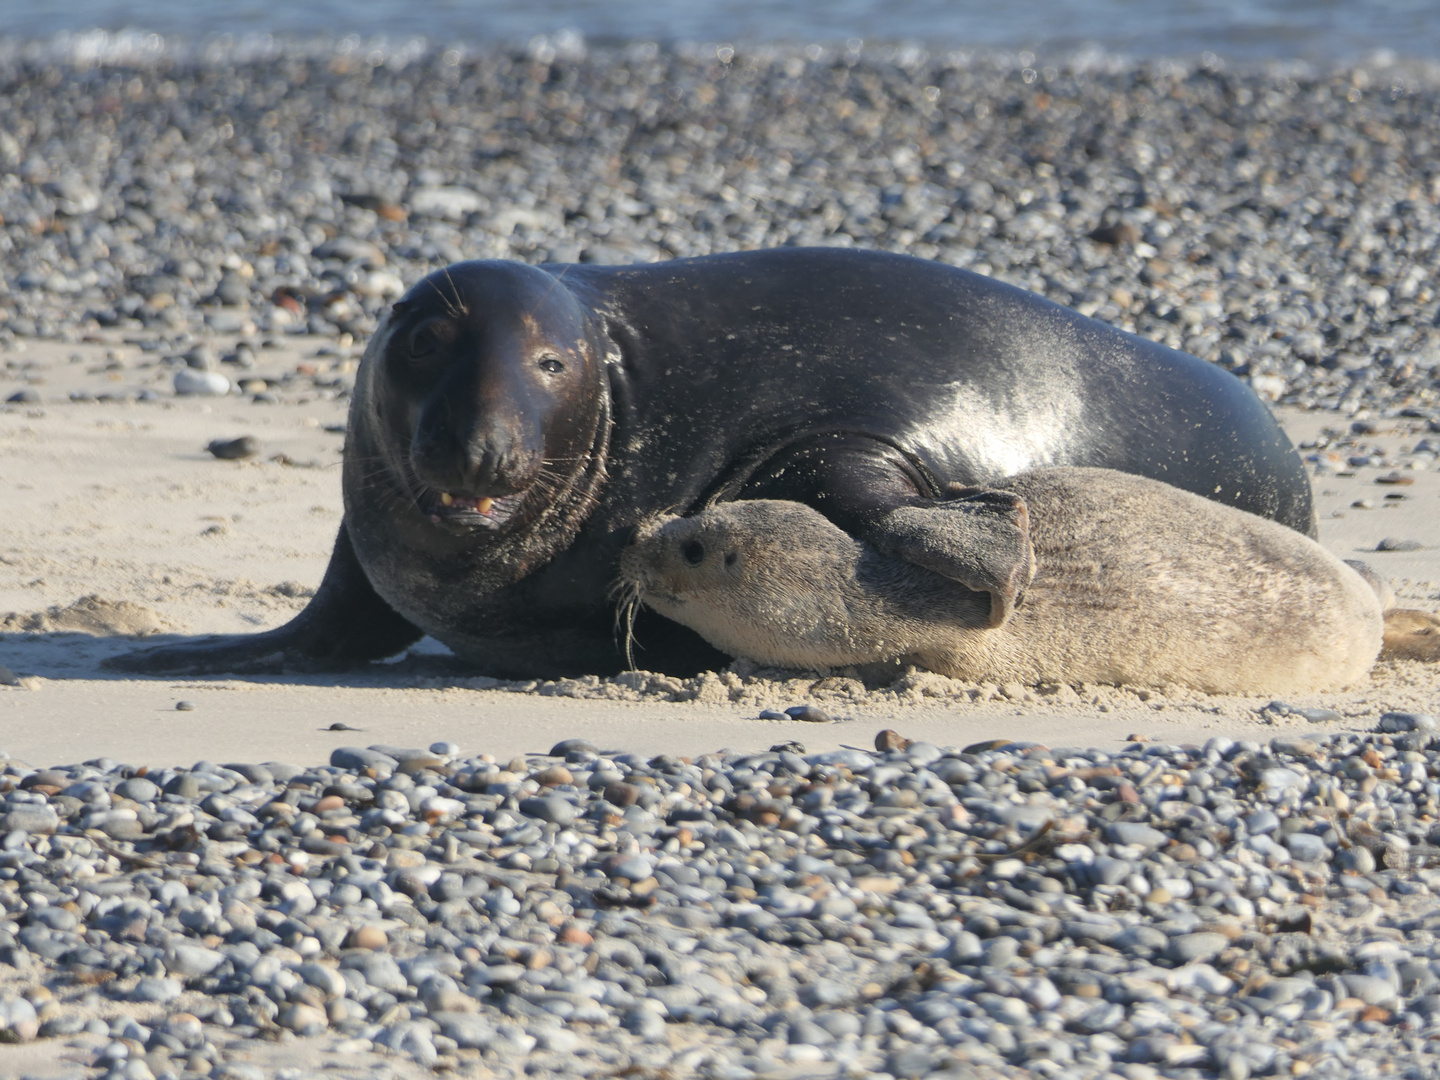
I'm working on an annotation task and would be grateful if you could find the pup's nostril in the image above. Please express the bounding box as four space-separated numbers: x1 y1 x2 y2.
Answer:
681 540 706 566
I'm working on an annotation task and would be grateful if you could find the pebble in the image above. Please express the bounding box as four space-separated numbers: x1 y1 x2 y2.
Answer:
784 705 831 723
205 436 259 460
172 369 230 396
0 724 1434 1074
1379 711 1439 733
518 795 579 825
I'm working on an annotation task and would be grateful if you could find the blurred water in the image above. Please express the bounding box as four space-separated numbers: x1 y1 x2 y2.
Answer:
0 0 1434 62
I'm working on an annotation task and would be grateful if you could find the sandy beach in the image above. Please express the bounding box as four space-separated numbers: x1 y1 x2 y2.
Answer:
2 330 1437 768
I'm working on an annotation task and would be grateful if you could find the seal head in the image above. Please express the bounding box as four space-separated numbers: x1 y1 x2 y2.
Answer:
364 261 607 536
344 261 613 637
619 501 992 670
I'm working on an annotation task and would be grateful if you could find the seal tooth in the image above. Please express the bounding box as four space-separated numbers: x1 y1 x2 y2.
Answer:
440 492 455 507
477 497 494 515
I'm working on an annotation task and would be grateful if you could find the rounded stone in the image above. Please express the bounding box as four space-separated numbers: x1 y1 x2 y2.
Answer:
347 925 388 950
518 795 578 825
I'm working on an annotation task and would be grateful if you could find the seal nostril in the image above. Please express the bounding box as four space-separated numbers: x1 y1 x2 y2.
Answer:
724 551 738 568
681 540 705 566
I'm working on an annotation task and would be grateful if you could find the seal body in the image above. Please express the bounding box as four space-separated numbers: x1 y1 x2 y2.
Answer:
620 468 1383 694
113 249 1316 679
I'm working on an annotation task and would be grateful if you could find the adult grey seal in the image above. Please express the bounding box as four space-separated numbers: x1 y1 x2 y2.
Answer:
619 467 1382 694
112 249 1315 679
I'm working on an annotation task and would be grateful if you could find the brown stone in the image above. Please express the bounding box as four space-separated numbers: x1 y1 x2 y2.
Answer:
348 925 388 950
853 875 901 894
604 782 640 807
1088 222 1141 246
534 765 574 787
557 926 594 947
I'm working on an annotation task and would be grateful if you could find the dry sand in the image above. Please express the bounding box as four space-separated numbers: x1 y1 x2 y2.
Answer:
3 329 1439 772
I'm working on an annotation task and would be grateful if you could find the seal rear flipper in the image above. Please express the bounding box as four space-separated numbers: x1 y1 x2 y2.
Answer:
1345 558 1397 610
103 523 424 675
872 491 1037 628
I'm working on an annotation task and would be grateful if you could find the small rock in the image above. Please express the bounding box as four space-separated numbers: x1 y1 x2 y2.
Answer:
1088 221 1141 246
206 436 259 460
875 729 912 751
347 925 387 950
408 185 486 220
277 1003 327 1036
1107 822 1168 851
1378 712 1438 733
518 795 578 826
1168 932 1229 965
330 746 399 772
0 993 39 1041
785 705 831 723
126 977 182 1003
173 369 231 396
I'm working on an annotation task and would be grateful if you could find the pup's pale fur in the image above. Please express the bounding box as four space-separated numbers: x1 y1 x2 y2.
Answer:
620 467 1385 694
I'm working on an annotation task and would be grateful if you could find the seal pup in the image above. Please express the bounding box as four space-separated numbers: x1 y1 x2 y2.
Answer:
112 249 1315 679
619 467 1384 694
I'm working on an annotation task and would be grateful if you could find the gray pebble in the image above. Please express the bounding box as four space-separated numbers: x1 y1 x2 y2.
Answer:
115 777 160 802
1106 822 1168 851
206 435 259 460
784 705 830 723
125 977 182 1003
518 796 578 826
1378 712 1439 733
1168 932 1229 965
329 746 399 772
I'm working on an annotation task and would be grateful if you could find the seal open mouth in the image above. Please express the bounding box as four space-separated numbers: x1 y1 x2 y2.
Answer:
424 489 525 530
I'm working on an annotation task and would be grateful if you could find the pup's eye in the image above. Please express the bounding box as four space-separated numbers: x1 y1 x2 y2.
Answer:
681 540 705 566
538 354 565 374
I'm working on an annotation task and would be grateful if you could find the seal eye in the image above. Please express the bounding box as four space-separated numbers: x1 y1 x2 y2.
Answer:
408 318 457 360
681 540 705 566
538 354 565 374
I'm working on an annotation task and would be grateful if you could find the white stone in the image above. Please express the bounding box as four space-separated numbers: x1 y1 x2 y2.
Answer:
174 369 230 396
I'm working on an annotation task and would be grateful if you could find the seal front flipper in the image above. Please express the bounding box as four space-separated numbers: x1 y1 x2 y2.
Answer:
871 491 1037 628
104 523 423 674
735 434 1034 626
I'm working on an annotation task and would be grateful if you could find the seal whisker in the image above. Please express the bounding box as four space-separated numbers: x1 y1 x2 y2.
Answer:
611 579 643 671
527 262 572 321
424 273 466 319
440 265 470 317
